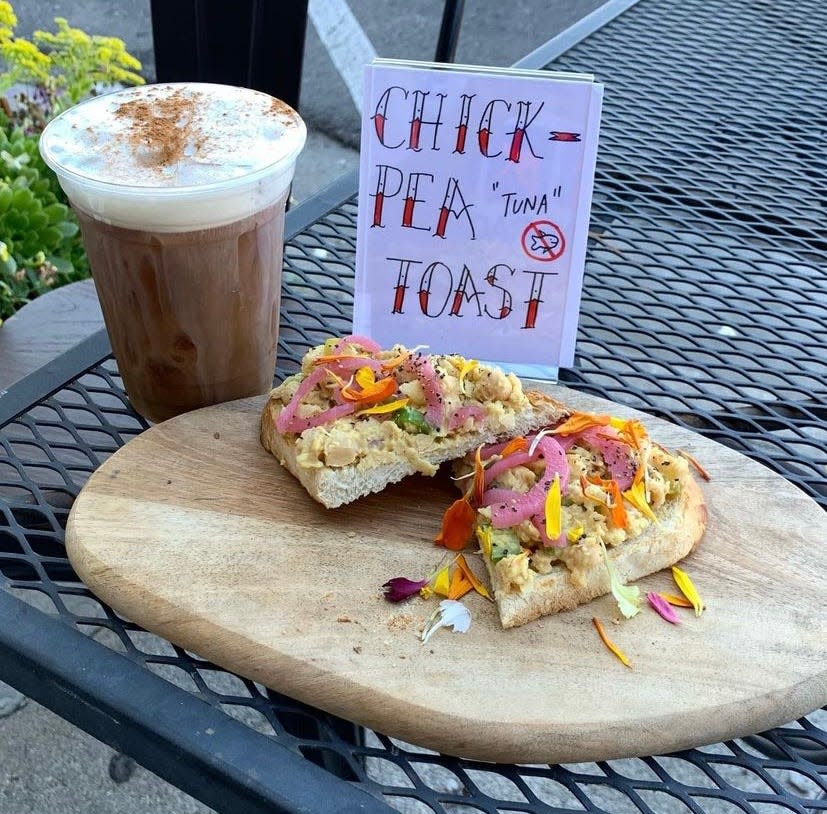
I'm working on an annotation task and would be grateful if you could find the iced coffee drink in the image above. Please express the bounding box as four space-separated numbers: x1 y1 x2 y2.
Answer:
39 83 306 423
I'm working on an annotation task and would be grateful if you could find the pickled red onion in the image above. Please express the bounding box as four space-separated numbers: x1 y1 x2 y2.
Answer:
322 357 384 376
488 438 569 529
481 487 519 507
580 427 636 491
404 354 444 428
332 334 382 353
276 366 329 433
283 403 356 433
532 515 567 548
448 405 485 431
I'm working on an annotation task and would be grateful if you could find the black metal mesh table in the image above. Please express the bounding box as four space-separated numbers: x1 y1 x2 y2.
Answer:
1 0 825 811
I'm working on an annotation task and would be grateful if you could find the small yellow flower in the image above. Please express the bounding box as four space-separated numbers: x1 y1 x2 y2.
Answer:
0 1 18 31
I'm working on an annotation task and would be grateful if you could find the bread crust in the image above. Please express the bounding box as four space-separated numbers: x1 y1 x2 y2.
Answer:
260 389 567 509
485 468 707 628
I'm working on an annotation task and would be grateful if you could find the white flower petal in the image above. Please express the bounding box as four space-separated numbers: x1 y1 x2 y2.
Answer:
421 600 471 643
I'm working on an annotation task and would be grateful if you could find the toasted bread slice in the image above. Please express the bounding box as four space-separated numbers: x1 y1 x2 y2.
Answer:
260 339 568 508
484 465 706 628
454 416 707 628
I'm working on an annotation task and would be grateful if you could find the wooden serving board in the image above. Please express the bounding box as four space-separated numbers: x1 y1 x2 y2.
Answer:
65 386 827 764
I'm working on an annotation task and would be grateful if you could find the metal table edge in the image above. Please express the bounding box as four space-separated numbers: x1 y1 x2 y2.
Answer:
0 591 393 814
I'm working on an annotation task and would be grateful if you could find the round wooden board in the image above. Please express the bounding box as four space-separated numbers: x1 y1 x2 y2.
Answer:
65 385 827 764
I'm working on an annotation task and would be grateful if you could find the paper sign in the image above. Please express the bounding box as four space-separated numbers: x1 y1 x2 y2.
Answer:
353 60 603 370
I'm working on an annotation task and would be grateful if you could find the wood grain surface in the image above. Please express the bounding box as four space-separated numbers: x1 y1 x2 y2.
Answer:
65 386 827 763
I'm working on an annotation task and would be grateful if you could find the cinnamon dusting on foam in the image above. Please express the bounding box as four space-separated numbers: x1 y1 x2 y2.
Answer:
114 88 198 168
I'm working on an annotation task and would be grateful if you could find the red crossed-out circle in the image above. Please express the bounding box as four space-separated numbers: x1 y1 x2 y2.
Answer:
521 220 566 262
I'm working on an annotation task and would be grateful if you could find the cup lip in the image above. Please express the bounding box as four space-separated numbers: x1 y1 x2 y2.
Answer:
39 82 307 197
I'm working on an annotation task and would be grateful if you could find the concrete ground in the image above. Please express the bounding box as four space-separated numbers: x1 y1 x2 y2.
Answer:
0 1 614 812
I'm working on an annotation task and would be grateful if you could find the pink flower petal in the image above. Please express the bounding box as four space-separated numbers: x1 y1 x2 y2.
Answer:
646 591 681 624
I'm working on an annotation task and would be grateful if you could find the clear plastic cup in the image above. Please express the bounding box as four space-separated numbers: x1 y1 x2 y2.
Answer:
40 83 306 423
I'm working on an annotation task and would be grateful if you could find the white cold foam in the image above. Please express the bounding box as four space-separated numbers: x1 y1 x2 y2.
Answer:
40 83 306 232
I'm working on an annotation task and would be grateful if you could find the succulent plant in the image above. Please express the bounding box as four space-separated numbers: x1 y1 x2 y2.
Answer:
0 0 144 321
0 118 88 321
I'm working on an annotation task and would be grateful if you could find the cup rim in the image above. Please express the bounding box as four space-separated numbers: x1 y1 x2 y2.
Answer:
39 82 307 197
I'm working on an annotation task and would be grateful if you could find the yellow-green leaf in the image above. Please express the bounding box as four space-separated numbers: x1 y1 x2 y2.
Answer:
601 541 641 619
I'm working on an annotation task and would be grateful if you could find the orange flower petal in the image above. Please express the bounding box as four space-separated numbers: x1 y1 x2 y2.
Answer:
434 497 476 550
447 566 473 600
658 592 693 608
456 554 492 600
472 445 485 506
551 411 612 436
501 436 529 457
678 449 711 481
341 375 398 406
586 475 628 529
381 351 411 371
593 617 632 668
312 353 368 365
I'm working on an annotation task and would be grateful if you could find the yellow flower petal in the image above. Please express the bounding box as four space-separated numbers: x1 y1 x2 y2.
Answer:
672 566 704 616
358 397 409 416
355 366 375 388
477 525 493 559
458 358 478 387
544 473 561 539
432 564 451 597
622 479 658 523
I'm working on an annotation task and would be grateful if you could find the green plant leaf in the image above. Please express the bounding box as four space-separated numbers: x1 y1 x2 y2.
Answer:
55 220 79 238
30 178 52 196
48 255 74 275
11 187 35 209
4 210 28 230
38 225 63 249
28 210 48 231
43 202 68 223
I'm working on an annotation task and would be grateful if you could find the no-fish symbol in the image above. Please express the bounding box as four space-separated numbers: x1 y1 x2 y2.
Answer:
521 220 565 262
